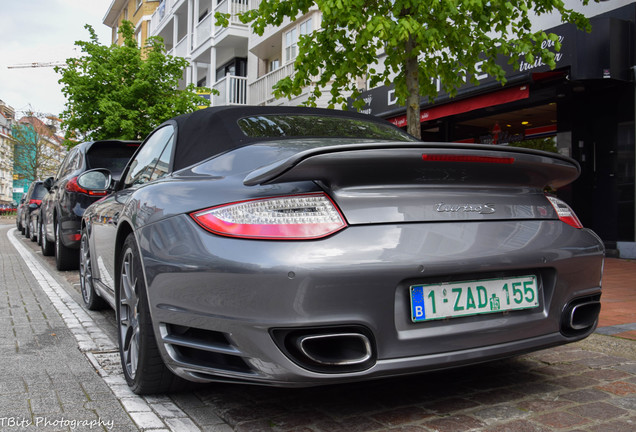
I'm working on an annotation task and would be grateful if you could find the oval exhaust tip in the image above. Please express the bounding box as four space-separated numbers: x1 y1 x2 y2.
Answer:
298 333 372 366
569 301 601 330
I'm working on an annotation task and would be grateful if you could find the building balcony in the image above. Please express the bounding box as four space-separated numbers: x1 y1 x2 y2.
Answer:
249 62 295 106
192 0 250 55
213 75 248 106
150 0 176 36
168 35 189 58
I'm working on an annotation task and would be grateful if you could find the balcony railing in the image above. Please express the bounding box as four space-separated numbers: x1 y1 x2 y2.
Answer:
196 12 213 47
249 63 295 106
169 35 188 58
214 0 250 36
213 75 248 106
149 0 174 35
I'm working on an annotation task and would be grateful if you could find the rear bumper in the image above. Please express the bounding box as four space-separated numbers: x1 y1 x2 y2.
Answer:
138 215 604 385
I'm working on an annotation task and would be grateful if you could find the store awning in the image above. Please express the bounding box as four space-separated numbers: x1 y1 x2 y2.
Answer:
387 85 530 127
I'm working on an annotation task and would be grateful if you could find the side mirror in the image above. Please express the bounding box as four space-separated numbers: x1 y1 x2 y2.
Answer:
77 169 113 192
43 177 54 191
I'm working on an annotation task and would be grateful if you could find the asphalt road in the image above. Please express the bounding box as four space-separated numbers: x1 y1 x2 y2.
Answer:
3 221 636 432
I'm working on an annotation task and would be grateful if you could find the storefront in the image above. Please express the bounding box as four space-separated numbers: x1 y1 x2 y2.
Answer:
355 4 636 258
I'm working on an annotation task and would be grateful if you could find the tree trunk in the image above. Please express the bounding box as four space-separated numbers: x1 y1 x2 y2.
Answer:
405 36 421 140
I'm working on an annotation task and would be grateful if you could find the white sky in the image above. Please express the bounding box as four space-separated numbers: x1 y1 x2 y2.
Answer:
0 0 113 118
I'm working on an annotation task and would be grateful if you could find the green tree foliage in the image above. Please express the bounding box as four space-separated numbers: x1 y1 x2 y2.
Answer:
12 117 63 182
56 21 209 142
218 0 590 138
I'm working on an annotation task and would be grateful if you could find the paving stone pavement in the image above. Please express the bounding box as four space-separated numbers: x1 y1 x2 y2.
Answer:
0 225 138 431
2 219 636 431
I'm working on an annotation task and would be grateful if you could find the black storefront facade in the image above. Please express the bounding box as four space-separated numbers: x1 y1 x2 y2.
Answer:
356 4 636 258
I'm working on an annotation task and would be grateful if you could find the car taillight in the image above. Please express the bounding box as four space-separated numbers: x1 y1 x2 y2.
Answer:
66 176 107 196
29 199 42 205
546 195 583 229
422 154 515 164
191 193 347 240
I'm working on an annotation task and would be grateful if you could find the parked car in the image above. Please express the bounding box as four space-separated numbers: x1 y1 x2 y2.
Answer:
16 181 47 240
39 140 140 270
78 106 604 395
15 194 26 233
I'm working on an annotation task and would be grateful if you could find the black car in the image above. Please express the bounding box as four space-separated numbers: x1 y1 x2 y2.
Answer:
40 140 140 270
17 181 47 240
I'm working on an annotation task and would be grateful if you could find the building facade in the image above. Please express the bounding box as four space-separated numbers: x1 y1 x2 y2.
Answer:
145 0 333 107
12 116 66 203
104 0 161 47
0 101 15 205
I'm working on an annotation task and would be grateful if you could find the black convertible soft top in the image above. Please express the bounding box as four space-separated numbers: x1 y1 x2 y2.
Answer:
165 105 411 171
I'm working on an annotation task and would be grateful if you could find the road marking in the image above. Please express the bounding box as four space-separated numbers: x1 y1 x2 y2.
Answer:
8 229 202 432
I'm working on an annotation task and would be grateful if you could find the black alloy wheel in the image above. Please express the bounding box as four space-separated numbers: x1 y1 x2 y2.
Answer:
79 229 106 310
40 220 54 256
55 221 79 271
29 218 37 242
24 217 31 238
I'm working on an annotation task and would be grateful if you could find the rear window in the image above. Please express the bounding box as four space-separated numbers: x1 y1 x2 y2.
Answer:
32 184 47 200
237 115 416 142
86 142 140 175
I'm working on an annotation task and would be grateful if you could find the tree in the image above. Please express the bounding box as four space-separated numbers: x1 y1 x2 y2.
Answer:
56 21 210 142
218 0 591 139
12 115 65 183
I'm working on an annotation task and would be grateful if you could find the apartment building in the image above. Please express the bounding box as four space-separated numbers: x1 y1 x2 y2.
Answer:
12 116 66 204
146 0 329 107
104 0 161 47
0 102 14 205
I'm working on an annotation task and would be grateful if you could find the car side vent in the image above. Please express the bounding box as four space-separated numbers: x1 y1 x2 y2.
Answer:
161 324 253 374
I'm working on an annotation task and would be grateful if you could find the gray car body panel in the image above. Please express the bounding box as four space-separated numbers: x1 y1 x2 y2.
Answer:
82 121 604 386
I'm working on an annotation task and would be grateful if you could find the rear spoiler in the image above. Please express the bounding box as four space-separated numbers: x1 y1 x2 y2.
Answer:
243 143 580 189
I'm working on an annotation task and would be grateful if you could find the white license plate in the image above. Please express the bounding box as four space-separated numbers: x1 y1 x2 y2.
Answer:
410 275 539 322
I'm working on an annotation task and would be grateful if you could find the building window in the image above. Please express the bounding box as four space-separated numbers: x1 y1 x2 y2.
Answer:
123 7 128 20
300 18 312 37
136 0 143 10
269 59 280 72
284 18 312 63
284 28 297 63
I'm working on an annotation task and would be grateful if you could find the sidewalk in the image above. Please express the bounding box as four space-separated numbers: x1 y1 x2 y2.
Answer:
596 258 636 340
0 225 138 430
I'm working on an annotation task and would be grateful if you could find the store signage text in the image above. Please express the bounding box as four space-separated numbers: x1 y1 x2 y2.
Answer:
354 30 569 117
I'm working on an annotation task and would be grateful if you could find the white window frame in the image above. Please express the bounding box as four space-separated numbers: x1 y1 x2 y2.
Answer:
283 17 313 64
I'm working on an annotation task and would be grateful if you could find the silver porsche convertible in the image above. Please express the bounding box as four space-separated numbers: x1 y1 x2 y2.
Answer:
78 106 604 394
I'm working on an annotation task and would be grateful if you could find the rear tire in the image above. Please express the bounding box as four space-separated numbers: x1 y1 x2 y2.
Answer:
80 229 107 310
55 222 79 271
28 219 37 242
40 221 54 256
117 233 185 394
